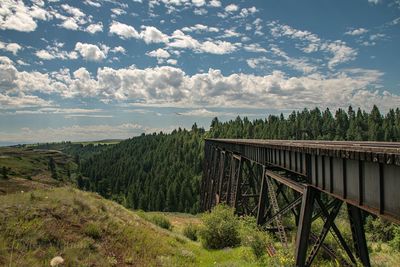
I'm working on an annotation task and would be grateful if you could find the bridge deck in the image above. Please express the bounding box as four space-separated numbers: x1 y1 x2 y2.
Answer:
206 139 400 165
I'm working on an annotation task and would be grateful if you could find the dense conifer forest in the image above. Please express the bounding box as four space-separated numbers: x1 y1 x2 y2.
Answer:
79 106 400 212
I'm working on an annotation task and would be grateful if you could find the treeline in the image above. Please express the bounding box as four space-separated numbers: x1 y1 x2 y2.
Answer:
79 105 400 213
208 106 400 141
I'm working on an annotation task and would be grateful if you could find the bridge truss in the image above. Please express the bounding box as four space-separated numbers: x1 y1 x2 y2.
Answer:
201 139 400 266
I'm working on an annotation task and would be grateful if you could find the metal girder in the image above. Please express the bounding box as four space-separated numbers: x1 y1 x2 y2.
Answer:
348 204 371 267
295 186 317 267
264 195 302 226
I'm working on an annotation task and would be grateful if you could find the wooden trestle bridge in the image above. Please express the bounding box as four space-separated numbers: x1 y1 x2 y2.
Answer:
200 139 400 266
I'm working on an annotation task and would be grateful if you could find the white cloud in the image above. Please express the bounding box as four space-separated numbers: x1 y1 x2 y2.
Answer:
110 21 140 39
35 50 55 60
239 7 258 17
146 48 171 58
60 18 79 30
167 59 177 65
111 46 126 54
269 21 357 69
61 4 85 18
225 4 239 12
368 0 380 4
84 0 102 7
193 8 208 15
209 0 221 7
111 8 127 16
0 93 52 109
86 22 103 34
345 28 368 36
320 40 357 69
140 26 169 44
0 0 38 32
244 43 267 53
182 24 219 33
192 0 205 7
2 58 397 112
34 45 78 61
74 42 107 61
168 30 237 54
0 41 22 55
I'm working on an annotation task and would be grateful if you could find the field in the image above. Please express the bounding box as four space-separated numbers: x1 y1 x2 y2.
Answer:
0 147 76 195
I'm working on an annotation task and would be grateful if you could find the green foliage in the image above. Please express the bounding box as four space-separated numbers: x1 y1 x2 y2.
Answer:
80 127 204 213
1 166 8 179
199 204 241 249
183 223 199 241
84 222 102 239
390 227 400 251
149 214 172 230
365 216 396 242
238 216 269 259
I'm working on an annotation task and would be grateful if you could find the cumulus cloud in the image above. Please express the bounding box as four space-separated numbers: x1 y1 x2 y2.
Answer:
60 18 79 30
110 21 140 39
182 24 219 33
168 30 237 54
86 22 103 34
0 0 42 32
0 41 22 55
140 26 169 43
111 46 126 54
209 0 221 7
74 42 107 61
345 28 368 36
225 4 239 12
244 43 267 53
2 58 397 112
146 48 170 58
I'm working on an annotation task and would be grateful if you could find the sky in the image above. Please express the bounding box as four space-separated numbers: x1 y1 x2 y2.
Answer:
0 0 400 144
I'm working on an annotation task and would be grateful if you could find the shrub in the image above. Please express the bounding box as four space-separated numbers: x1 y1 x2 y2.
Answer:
149 214 172 230
84 223 102 239
365 216 395 242
239 216 268 258
390 227 400 251
199 204 240 249
183 223 198 241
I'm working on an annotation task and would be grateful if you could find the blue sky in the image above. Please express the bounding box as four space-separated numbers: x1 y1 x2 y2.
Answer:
0 0 399 144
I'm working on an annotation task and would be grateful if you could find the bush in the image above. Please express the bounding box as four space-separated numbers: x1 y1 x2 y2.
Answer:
199 204 240 249
149 214 172 230
365 216 395 242
84 223 102 239
239 216 268 259
390 227 400 251
183 223 198 241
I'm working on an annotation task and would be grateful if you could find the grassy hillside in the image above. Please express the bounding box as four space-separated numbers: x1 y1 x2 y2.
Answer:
0 187 259 267
0 147 76 195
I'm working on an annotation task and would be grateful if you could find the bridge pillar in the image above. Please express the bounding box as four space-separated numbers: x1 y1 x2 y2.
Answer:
348 204 371 267
295 185 317 267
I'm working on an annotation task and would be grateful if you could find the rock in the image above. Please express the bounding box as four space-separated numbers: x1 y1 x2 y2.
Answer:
50 256 64 266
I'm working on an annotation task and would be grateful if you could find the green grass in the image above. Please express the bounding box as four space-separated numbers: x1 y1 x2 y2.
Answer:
0 147 76 194
0 187 263 267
